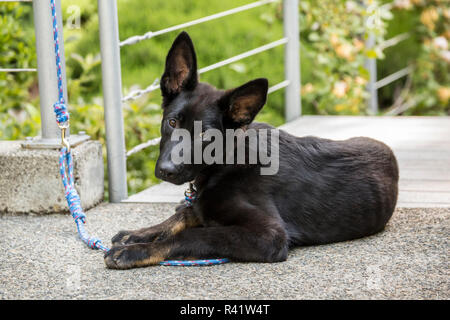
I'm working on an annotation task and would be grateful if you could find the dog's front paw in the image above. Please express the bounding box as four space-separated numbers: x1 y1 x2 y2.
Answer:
112 229 165 246
111 230 133 246
104 244 165 269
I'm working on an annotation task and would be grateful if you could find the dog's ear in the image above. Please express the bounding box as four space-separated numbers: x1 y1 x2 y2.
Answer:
219 78 269 128
160 31 198 97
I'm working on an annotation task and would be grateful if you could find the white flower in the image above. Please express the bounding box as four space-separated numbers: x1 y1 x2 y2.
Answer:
345 1 357 13
433 36 448 50
332 81 348 98
440 50 450 63
394 0 412 10
311 22 320 31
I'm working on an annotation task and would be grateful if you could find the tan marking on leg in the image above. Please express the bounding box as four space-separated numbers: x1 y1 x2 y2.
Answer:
135 255 165 267
135 246 170 267
170 220 187 235
168 209 200 236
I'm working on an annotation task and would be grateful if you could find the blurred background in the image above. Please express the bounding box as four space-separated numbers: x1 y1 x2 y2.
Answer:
1 0 449 197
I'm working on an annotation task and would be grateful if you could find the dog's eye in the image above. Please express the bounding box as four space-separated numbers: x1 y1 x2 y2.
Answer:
168 119 177 128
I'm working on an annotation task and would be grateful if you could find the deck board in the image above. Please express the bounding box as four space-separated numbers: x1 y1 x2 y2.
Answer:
125 116 450 207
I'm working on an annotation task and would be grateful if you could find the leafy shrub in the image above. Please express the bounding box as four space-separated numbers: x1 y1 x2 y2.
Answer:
298 0 393 115
395 0 449 115
0 2 38 139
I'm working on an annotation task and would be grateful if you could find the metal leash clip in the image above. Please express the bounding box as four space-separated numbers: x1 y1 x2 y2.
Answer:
58 122 70 152
184 181 197 205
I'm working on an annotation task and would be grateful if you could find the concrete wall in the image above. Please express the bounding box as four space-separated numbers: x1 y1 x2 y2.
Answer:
0 140 104 214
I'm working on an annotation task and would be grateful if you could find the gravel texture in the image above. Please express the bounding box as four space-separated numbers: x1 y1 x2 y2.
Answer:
0 204 448 299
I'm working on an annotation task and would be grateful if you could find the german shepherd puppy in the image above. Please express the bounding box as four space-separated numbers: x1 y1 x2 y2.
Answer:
105 32 399 269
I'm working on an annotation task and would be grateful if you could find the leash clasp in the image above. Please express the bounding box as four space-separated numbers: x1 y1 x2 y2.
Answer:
58 122 70 152
184 181 197 205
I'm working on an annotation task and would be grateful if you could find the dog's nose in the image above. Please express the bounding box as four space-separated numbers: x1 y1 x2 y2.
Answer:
158 161 178 179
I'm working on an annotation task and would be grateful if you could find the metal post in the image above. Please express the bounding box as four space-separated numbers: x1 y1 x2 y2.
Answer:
283 0 301 122
365 32 378 114
98 0 128 202
33 0 67 141
23 0 89 149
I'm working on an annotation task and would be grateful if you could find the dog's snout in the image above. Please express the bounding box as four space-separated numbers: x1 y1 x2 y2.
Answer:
158 161 178 179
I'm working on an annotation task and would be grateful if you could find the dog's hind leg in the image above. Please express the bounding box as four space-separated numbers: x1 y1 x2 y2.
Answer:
105 224 288 269
111 205 200 246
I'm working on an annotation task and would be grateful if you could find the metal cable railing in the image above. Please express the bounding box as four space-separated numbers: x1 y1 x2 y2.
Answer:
375 31 413 90
379 32 410 51
375 66 413 90
119 0 278 47
122 37 288 103
126 137 161 157
0 68 36 72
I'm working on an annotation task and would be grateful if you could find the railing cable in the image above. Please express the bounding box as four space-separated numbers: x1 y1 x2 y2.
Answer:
0 68 36 72
119 0 278 47
126 137 161 157
375 66 413 90
122 38 288 102
379 32 410 50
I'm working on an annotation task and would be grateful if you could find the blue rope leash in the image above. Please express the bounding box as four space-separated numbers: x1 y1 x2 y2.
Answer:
160 184 229 266
50 0 108 252
49 0 228 266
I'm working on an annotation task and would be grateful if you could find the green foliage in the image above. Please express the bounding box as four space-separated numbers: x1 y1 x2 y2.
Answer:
66 52 101 100
0 3 38 139
298 0 392 115
401 0 450 115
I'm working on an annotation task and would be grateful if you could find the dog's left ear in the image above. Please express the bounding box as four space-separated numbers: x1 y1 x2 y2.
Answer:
160 31 198 97
219 78 269 128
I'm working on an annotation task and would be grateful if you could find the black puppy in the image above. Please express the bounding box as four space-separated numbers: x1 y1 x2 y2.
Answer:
105 32 399 269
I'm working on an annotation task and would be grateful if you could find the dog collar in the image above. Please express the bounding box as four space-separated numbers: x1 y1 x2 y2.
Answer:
184 181 197 206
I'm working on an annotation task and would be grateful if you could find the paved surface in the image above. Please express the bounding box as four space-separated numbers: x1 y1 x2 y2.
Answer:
1 203 448 299
127 116 450 207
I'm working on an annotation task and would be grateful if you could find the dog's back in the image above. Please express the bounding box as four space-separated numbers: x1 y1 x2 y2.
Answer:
249 123 399 245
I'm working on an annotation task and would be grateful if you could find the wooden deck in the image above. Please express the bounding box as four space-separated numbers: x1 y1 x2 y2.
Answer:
125 116 450 208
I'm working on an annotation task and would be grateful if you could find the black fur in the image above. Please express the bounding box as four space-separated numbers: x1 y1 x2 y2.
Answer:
105 32 398 269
